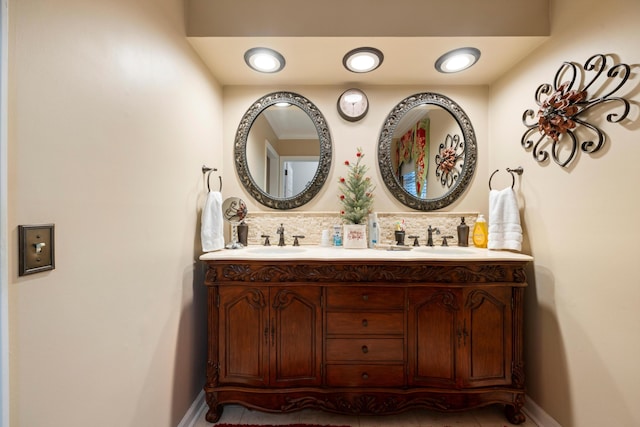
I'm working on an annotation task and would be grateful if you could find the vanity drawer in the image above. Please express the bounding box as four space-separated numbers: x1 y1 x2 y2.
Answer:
326 287 404 309
326 338 404 362
326 312 404 335
326 364 405 387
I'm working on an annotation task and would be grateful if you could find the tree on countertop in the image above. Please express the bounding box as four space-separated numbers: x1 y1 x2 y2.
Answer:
338 147 375 224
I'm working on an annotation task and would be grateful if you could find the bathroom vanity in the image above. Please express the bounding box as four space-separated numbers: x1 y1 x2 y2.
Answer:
200 247 532 424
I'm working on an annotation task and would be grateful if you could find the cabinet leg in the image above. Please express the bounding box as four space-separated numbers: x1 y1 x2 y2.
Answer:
205 392 223 423
505 403 526 425
205 405 223 423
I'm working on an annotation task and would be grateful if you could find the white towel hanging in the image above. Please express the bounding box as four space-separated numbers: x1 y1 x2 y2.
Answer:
488 187 523 252
201 191 225 252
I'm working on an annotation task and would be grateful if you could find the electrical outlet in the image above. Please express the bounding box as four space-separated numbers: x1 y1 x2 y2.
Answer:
18 224 55 276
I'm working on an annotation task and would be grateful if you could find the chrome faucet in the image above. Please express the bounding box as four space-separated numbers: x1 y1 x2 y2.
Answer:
426 225 440 247
277 223 286 246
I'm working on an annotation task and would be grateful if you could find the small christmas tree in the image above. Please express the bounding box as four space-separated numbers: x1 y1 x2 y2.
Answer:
338 148 375 224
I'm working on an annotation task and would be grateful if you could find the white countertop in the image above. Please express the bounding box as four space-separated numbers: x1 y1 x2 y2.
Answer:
199 245 533 262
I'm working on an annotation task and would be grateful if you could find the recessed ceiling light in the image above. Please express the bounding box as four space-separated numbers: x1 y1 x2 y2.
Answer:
343 47 384 73
435 47 481 73
244 48 286 73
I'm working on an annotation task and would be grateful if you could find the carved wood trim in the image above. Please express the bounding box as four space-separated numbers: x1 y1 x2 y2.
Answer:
205 266 217 283
210 388 527 418
419 289 459 311
210 262 527 284
273 288 306 310
206 287 219 388
282 394 450 413
465 289 505 310
512 287 526 389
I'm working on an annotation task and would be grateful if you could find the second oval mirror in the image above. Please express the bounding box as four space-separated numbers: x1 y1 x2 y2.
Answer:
235 92 332 210
377 92 477 210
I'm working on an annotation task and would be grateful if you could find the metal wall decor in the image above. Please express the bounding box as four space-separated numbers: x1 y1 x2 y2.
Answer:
435 133 464 188
521 54 631 167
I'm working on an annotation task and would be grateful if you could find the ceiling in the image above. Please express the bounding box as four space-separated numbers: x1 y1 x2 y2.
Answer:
263 105 318 140
186 0 550 87
187 36 548 86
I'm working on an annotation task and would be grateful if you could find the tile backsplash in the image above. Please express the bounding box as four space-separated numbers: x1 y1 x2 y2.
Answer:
240 211 479 247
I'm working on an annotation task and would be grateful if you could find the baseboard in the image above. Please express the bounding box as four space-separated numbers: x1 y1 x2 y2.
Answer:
177 390 206 427
524 395 563 427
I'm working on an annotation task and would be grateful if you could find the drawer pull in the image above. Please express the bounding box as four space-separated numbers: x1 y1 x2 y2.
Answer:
362 319 368 327
362 372 369 380
361 345 369 354
362 294 369 301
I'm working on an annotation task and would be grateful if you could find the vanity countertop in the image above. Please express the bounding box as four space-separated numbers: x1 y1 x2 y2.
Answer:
199 245 533 262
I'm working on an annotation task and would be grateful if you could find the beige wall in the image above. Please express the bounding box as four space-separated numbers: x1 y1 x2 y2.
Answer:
8 0 640 426
223 85 489 220
8 0 222 426
489 0 640 425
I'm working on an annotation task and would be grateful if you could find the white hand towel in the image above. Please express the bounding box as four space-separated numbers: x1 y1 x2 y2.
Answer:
201 191 225 252
488 187 523 252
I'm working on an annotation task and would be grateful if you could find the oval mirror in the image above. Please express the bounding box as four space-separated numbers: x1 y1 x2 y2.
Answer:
235 92 332 209
377 92 477 210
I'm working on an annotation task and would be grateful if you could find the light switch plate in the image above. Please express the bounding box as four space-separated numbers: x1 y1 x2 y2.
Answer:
18 224 55 276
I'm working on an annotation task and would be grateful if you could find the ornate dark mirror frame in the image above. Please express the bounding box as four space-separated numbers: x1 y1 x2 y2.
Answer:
377 92 477 211
234 91 332 210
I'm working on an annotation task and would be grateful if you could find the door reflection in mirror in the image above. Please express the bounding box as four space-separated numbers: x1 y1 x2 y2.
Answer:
282 159 319 197
246 105 320 198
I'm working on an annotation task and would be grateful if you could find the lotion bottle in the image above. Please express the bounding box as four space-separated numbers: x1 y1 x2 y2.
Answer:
472 214 488 248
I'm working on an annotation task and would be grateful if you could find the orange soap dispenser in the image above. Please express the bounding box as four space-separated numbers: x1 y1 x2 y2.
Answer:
472 214 488 248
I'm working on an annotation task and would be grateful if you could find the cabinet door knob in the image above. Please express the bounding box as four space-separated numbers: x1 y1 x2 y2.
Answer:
361 345 369 354
362 319 368 327
362 294 369 301
362 372 369 380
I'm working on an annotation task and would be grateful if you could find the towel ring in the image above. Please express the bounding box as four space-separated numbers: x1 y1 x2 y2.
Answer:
202 165 222 192
488 166 523 190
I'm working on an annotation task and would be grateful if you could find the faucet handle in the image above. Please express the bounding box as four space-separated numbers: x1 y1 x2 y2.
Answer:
261 234 271 246
441 235 454 246
408 235 420 246
292 235 305 246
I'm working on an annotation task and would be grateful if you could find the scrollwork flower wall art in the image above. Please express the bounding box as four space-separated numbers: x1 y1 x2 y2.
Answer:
435 134 464 188
521 54 631 167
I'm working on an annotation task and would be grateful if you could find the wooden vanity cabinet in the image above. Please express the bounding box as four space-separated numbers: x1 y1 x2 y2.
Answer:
325 286 406 388
203 259 528 425
408 286 513 389
217 285 322 388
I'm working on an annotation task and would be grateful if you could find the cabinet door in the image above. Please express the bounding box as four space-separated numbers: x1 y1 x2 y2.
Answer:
408 288 460 387
460 287 513 387
218 286 269 386
270 287 322 386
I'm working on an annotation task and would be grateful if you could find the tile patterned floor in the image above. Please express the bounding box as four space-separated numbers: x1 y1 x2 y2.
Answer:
193 403 539 427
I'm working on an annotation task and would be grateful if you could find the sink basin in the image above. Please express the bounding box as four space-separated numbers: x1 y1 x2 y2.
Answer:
413 246 475 255
247 246 307 254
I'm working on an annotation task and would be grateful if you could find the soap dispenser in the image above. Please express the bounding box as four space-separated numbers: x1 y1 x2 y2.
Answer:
457 217 469 247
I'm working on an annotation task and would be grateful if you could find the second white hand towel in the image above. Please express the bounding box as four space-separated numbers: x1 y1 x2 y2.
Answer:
488 187 522 251
201 191 225 252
